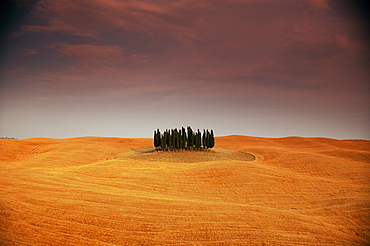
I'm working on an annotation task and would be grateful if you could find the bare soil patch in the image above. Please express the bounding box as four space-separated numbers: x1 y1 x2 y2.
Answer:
115 147 256 163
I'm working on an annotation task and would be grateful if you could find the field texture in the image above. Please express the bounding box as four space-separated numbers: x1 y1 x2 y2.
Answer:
0 136 369 245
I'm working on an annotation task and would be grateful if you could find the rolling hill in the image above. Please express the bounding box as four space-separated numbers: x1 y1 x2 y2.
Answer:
0 136 369 245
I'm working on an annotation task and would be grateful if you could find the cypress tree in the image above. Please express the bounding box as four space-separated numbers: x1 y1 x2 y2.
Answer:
154 129 161 148
209 129 215 148
178 130 181 150
199 130 202 150
164 130 168 150
205 130 209 149
154 130 157 147
158 129 161 148
173 128 177 149
202 130 206 149
194 131 198 150
195 129 201 150
171 129 174 151
160 133 165 150
181 127 186 150
166 129 170 149
193 130 196 149
198 132 201 150
187 126 193 149
172 129 176 150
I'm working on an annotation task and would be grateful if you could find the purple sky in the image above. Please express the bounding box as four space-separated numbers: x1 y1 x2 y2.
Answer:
1 0 369 139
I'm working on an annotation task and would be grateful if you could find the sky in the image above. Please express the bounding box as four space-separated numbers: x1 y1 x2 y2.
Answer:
0 0 369 139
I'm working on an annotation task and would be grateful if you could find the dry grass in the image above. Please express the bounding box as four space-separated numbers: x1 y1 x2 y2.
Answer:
115 148 256 163
0 136 369 245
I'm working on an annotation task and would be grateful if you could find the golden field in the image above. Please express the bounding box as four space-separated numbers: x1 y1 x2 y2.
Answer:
0 136 369 245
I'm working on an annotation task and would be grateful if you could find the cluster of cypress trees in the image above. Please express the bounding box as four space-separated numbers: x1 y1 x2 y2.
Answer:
154 126 214 151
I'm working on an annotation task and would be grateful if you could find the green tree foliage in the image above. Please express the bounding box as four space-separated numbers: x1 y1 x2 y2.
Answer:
209 129 215 148
187 126 193 149
181 127 186 150
170 129 174 149
154 129 161 148
154 130 157 147
154 127 214 151
196 129 201 150
202 130 206 149
160 135 166 149
165 130 170 150
175 129 180 150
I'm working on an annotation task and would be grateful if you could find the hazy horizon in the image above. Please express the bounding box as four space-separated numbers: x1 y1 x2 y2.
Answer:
1 0 369 140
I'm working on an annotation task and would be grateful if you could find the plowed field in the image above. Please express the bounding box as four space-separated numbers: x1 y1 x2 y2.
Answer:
0 136 369 245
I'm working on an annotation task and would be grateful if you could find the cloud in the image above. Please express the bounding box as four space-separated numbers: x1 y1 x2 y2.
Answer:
56 43 124 60
12 0 370 97
43 43 125 73
21 48 39 55
309 0 329 9
22 0 201 39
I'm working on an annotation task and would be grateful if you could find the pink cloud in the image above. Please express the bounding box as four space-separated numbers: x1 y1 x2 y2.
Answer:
21 49 39 55
309 0 330 9
15 0 369 96
53 44 125 71
22 0 206 42
57 44 123 58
